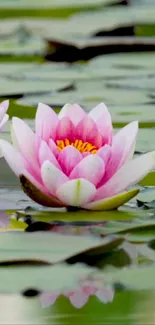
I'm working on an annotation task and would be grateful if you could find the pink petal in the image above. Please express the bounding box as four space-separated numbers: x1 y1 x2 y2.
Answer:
12 117 39 172
39 140 60 169
97 144 111 165
0 139 25 176
113 121 138 167
40 292 60 308
95 287 114 303
56 178 96 206
35 103 58 143
67 290 89 308
100 121 138 185
0 100 9 123
70 155 105 187
0 99 9 110
0 113 9 131
0 139 46 193
58 145 82 176
75 115 102 148
82 152 90 158
95 151 155 200
48 138 59 157
56 117 75 141
59 103 86 126
89 103 113 145
82 284 97 295
41 160 68 195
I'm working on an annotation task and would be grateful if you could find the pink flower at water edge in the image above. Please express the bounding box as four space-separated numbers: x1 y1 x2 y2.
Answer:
0 102 155 210
40 280 114 309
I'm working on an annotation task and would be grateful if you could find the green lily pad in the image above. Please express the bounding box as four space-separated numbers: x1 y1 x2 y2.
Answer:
108 105 155 127
107 76 155 91
0 0 118 9
0 77 71 97
90 52 155 70
136 187 155 203
104 264 155 290
0 262 94 293
0 232 124 264
17 86 151 108
0 29 45 56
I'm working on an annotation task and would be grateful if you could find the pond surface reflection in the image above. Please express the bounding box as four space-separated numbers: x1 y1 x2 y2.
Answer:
0 290 155 325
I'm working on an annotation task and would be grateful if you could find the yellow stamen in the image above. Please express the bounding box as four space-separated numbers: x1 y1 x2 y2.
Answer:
56 138 98 154
65 139 70 146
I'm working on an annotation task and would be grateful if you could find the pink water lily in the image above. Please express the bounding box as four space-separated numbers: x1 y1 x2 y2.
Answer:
0 102 155 210
40 280 114 309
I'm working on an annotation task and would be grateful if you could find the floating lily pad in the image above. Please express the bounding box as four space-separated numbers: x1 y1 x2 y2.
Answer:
107 76 155 91
0 232 124 264
110 105 155 127
0 77 71 97
0 29 45 56
92 219 155 237
90 52 155 70
104 264 155 290
0 0 118 9
0 63 37 77
0 262 94 293
16 87 151 108
136 187 155 204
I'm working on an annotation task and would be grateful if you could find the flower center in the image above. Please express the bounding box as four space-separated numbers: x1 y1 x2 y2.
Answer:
56 139 98 154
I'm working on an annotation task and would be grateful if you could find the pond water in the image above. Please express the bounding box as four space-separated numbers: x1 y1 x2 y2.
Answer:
1 0 155 324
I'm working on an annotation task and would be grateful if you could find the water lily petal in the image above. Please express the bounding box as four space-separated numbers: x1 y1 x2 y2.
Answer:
100 121 138 185
12 117 39 170
95 287 114 303
83 188 139 210
97 144 111 165
20 174 64 207
56 178 96 206
48 138 59 157
0 100 9 123
58 103 72 118
67 291 89 308
0 140 48 198
35 103 58 143
70 155 105 187
39 141 60 169
0 114 9 131
0 139 25 176
56 117 75 141
58 145 82 176
113 121 138 166
40 292 60 308
89 103 113 144
41 160 68 195
59 103 86 126
75 115 102 147
95 151 155 200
